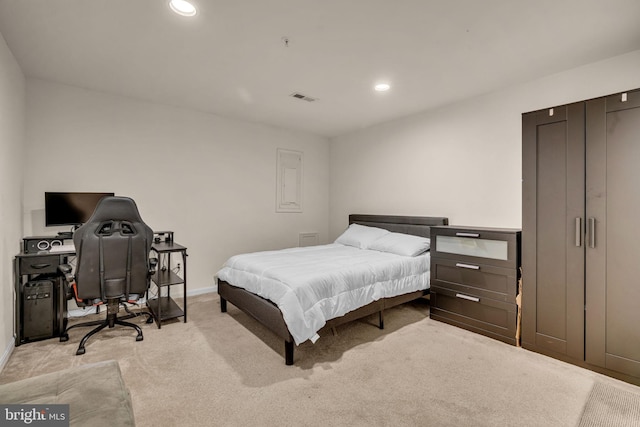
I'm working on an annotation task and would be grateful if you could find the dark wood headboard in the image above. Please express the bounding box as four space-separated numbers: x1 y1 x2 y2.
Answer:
349 214 449 238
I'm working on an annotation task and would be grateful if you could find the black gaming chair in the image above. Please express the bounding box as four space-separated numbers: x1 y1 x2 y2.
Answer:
58 196 157 355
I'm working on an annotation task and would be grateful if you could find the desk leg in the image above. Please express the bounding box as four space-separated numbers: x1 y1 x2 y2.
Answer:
157 281 162 329
14 258 21 346
183 250 187 323
57 277 68 336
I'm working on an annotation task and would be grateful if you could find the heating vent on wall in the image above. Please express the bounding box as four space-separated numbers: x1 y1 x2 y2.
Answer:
290 92 318 102
299 232 319 247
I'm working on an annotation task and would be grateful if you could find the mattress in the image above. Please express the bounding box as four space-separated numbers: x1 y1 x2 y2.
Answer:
216 243 430 345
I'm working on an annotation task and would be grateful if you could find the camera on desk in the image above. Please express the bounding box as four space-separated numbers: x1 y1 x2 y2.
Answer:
153 231 174 244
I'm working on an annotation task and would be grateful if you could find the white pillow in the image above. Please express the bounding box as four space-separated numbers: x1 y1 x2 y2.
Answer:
367 232 430 257
334 223 390 249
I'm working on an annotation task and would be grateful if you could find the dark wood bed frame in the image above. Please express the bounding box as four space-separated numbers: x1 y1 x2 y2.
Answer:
218 214 449 365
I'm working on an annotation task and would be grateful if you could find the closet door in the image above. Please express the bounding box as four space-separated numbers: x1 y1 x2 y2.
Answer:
585 89 640 377
522 103 585 359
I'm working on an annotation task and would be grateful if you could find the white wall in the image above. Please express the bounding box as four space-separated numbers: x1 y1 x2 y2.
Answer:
8 43 640 364
0 32 26 367
24 80 330 293
329 50 640 238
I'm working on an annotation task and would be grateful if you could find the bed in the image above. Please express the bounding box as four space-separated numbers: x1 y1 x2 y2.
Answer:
217 214 449 365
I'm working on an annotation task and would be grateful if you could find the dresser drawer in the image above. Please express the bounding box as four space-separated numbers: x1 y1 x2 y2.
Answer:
430 226 520 269
19 256 61 275
431 286 517 344
431 257 517 302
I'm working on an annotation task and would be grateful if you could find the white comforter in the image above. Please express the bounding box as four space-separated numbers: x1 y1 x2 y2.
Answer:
216 243 430 345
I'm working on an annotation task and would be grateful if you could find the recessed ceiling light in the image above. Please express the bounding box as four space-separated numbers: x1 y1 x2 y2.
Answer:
169 0 197 17
374 83 390 92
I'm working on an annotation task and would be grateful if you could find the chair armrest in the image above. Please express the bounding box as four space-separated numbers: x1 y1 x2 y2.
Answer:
149 258 158 276
57 263 75 283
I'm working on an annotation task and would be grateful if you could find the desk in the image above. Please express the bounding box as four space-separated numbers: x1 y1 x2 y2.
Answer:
148 242 188 328
14 239 188 344
14 251 73 345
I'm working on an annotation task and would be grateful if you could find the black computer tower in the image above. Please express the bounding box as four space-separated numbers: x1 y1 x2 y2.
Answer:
22 279 55 341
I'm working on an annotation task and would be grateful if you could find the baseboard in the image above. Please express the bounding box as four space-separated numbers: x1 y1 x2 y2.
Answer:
187 286 216 297
0 339 15 373
66 286 216 318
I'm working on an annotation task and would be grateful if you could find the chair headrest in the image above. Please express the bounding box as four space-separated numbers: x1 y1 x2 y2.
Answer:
85 196 145 223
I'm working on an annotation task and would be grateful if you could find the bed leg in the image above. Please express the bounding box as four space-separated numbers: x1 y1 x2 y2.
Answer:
379 311 384 329
220 297 227 313
285 341 294 366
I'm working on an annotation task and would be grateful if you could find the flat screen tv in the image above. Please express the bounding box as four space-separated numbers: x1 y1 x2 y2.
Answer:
45 192 115 227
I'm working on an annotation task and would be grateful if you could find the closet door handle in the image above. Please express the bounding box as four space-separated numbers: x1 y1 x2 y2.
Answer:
575 217 582 247
588 218 596 248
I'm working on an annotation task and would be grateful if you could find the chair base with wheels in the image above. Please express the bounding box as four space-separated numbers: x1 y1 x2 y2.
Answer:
61 299 154 355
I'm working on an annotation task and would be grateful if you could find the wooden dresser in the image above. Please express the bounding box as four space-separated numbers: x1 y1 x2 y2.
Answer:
429 226 521 345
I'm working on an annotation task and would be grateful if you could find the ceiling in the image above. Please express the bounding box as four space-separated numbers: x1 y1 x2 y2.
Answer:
1 0 639 137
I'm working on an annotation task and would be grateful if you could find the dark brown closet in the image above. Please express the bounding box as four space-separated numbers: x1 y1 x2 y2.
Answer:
522 88 640 384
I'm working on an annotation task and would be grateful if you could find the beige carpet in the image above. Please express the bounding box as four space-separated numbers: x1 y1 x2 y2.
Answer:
578 382 640 426
2 293 639 426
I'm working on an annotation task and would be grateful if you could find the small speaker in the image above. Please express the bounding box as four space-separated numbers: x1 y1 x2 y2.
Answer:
23 236 64 254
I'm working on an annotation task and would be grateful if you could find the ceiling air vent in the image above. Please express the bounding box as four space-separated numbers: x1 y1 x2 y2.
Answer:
290 92 318 102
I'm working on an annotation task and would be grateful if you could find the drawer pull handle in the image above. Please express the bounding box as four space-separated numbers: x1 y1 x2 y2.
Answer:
456 293 480 303
30 263 52 270
455 263 480 270
455 232 480 238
